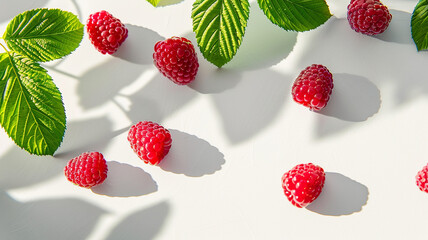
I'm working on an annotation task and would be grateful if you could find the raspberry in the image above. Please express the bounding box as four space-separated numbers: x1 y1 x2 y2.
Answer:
416 164 428 193
64 152 108 188
86 10 128 54
153 37 199 85
291 64 334 111
347 0 392 35
127 121 172 165
281 163 325 208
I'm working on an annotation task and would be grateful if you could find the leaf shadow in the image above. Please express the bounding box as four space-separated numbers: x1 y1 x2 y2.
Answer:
126 73 198 124
0 116 116 190
105 201 170 240
188 65 242 94
113 24 164 65
0 190 107 239
54 117 124 159
225 1 297 70
211 69 291 144
76 58 146 110
307 172 369 216
159 129 225 177
91 161 158 197
0 0 48 23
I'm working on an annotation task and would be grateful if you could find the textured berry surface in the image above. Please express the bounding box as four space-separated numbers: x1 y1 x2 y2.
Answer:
416 164 428 193
281 163 325 208
292 64 334 111
87 10 128 54
64 152 108 188
128 121 172 165
347 0 392 35
153 37 199 85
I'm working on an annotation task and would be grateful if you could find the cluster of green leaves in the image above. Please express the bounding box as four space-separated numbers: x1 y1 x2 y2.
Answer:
146 0 428 64
412 0 428 51
0 8 84 155
191 0 332 67
146 0 332 67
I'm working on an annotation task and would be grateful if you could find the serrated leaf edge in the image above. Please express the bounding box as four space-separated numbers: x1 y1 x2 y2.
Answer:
0 51 65 155
192 0 250 67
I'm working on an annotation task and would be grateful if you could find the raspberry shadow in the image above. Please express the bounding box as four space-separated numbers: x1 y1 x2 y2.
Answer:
317 73 381 122
306 172 369 216
113 24 163 65
91 161 158 197
159 129 225 177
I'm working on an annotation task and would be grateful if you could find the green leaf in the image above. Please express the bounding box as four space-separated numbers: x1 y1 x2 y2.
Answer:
3 8 84 62
0 52 66 155
146 0 161 6
192 0 250 67
257 0 332 32
412 0 428 51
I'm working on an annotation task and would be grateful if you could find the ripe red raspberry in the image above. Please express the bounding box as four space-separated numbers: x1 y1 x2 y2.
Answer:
416 164 428 193
153 37 199 85
281 163 325 208
347 0 392 35
86 10 128 54
127 121 172 165
291 64 334 111
64 152 108 188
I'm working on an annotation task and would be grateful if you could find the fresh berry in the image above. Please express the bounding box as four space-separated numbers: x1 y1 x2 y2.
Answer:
127 121 172 165
281 163 325 208
347 0 392 35
416 164 428 193
291 64 334 111
64 152 108 188
153 37 199 85
86 10 128 54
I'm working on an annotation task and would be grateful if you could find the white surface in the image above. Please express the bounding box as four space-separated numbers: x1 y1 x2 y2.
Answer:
0 0 427 239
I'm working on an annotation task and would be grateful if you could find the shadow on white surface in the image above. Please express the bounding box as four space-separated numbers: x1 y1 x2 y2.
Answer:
189 66 242 94
0 0 48 23
307 172 369 216
212 69 291 143
180 32 243 94
318 73 381 122
113 24 164 65
126 74 198 123
55 117 126 159
226 1 298 70
373 10 413 45
0 117 117 190
105 201 169 240
76 58 145 110
159 129 225 177
0 150 64 190
92 161 158 197
0 190 106 240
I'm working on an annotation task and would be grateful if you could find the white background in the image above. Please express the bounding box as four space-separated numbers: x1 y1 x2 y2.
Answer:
0 0 427 239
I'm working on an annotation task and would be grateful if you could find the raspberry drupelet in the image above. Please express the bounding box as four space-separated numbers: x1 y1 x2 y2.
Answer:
153 37 199 85
292 64 334 111
128 121 172 165
64 152 108 188
86 10 128 54
347 0 392 35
